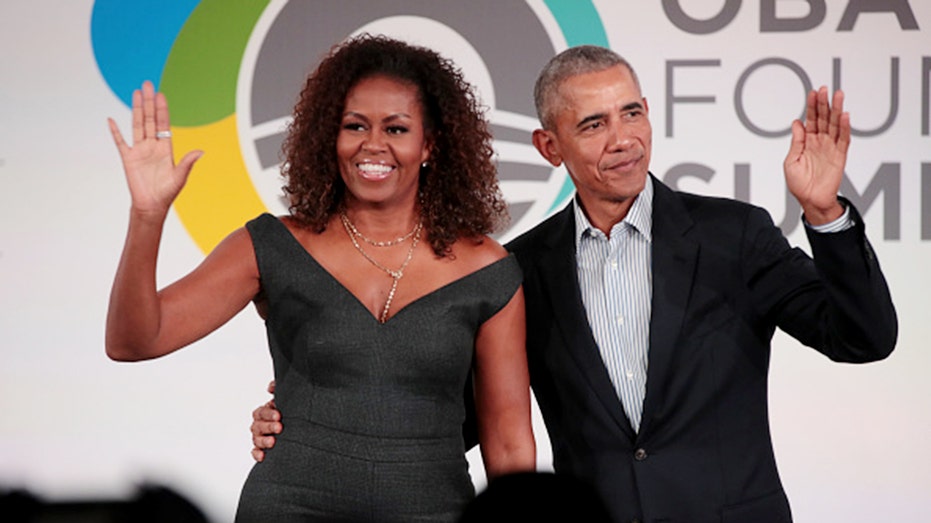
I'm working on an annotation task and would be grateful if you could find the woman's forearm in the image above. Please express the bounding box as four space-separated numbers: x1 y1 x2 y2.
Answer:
105 208 168 361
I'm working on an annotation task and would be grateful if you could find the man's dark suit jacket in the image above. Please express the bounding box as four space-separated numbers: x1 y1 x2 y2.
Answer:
495 175 896 523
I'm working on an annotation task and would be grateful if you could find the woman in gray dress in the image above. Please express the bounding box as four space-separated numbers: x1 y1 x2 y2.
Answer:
105 35 535 522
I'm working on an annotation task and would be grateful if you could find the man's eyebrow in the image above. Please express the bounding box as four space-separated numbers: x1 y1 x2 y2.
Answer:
576 112 607 129
575 101 644 129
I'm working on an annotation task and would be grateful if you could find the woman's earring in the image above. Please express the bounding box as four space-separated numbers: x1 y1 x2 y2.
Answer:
421 161 429 169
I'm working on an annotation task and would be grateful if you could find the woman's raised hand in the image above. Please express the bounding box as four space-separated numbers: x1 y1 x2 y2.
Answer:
107 81 202 217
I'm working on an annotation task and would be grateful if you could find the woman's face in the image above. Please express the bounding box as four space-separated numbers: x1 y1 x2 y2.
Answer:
336 75 432 209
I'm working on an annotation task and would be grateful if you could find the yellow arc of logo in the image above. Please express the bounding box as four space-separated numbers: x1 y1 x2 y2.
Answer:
171 115 268 254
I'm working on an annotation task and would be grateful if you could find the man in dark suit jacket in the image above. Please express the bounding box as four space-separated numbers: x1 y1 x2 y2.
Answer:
506 45 896 523
250 46 896 523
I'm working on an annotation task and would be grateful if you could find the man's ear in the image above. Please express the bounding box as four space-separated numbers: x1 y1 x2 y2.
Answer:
532 129 562 167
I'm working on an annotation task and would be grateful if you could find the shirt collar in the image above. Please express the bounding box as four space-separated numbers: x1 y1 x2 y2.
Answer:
573 176 654 252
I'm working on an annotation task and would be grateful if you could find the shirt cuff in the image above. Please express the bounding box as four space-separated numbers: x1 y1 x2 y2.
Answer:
804 201 854 233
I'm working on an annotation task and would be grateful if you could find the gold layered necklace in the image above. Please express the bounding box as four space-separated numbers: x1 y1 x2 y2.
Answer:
339 211 423 323
342 213 420 246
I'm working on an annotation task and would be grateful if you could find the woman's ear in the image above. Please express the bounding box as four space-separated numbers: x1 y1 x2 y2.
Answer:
420 134 434 167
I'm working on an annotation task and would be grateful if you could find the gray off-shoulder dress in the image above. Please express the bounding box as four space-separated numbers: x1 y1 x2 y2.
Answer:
235 214 522 523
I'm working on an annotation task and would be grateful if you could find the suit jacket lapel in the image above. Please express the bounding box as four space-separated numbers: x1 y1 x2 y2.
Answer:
537 205 637 439
638 177 699 439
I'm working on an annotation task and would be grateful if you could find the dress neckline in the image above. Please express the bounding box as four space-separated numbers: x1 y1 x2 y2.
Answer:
266 214 514 325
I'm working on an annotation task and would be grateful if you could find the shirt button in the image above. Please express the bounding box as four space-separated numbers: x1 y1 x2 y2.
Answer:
634 448 648 461
626 370 634 380
615 314 624 325
610 259 618 269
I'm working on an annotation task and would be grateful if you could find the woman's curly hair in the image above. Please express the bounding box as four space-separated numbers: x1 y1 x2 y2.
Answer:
281 34 507 257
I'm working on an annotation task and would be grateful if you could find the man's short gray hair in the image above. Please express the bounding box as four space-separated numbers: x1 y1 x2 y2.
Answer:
533 45 640 130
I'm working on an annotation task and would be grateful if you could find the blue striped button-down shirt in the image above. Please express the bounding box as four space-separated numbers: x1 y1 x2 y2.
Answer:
572 177 853 433
574 178 654 433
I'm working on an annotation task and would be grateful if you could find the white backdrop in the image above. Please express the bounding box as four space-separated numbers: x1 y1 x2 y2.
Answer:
1 1 929 522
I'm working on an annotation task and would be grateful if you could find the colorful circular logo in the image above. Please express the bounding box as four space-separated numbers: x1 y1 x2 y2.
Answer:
92 0 608 253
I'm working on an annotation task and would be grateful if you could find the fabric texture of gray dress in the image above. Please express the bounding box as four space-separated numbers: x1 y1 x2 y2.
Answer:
235 213 522 522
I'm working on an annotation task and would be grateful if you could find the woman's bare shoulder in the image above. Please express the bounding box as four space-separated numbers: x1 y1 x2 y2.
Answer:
448 235 509 272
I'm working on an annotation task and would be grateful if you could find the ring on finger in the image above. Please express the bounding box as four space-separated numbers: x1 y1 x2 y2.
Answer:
155 130 172 139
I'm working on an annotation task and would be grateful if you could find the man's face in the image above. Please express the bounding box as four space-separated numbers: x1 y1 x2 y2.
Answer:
533 65 652 221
